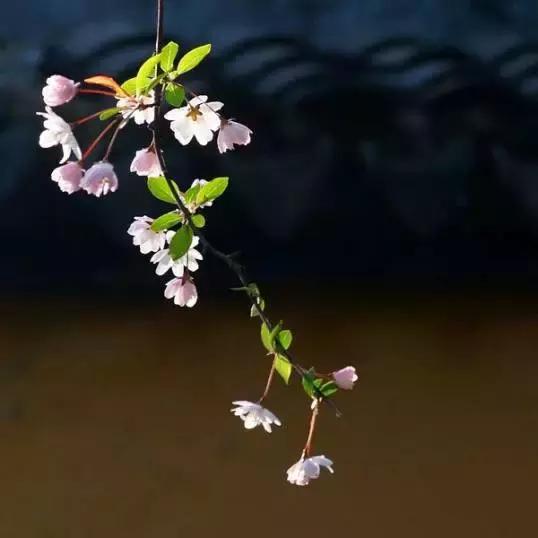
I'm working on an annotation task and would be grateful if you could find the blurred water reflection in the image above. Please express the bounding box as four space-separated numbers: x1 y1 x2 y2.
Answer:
0 290 536 537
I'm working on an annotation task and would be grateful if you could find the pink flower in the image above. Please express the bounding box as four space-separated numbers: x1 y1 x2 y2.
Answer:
127 216 167 254
129 148 162 177
50 162 83 194
332 366 358 390
286 455 334 486
217 119 252 153
164 277 198 307
80 162 118 197
42 75 79 107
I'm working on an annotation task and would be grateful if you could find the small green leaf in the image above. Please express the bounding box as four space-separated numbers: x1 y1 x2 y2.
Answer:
176 44 211 75
160 41 179 71
183 183 201 205
250 298 265 318
196 177 229 206
302 371 317 398
136 53 161 95
277 329 293 350
99 107 120 121
274 354 292 384
121 77 137 95
261 322 282 353
150 211 182 232
147 176 181 204
165 84 185 107
191 214 205 228
169 226 193 260
320 381 338 398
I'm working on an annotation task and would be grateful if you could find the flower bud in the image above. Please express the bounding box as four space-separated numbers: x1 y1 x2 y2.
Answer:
50 162 84 194
332 366 358 390
129 148 162 177
80 161 118 197
42 75 78 107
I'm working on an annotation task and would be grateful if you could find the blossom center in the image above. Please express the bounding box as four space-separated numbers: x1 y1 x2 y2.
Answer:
187 106 202 121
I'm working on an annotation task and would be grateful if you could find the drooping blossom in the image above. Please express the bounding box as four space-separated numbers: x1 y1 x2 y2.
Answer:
164 95 223 146
164 277 198 307
130 148 162 177
42 75 79 107
217 119 252 153
286 455 334 486
50 162 84 194
80 161 118 197
332 366 358 390
127 216 167 254
117 91 155 125
230 401 282 433
150 234 203 277
37 107 81 163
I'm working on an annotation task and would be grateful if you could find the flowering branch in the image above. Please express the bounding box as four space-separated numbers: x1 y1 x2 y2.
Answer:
35 0 359 486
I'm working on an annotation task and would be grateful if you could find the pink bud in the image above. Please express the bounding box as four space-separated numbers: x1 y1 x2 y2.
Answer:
332 366 358 390
42 75 79 107
80 161 118 197
217 120 252 153
129 148 162 177
50 162 84 194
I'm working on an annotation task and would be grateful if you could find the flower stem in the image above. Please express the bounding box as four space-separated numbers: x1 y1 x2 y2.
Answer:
258 361 276 403
80 118 121 162
303 403 320 458
71 109 110 127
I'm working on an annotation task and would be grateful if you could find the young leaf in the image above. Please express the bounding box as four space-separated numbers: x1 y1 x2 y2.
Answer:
176 44 211 75
99 107 120 121
191 214 206 228
120 77 137 95
147 176 181 204
150 211 182 232
84 75 128 96
320 381 338 398
274 354 292 384
136 53 161 95
261 322 282 353
183 182 201 205
195 177 229 206
165 84 185 107
277 329 293 350
160 41 179 71
250 298 265 318
302 371 317 398
169 225 193 260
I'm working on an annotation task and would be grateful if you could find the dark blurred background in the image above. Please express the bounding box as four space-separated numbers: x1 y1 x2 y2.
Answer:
1 1 538 537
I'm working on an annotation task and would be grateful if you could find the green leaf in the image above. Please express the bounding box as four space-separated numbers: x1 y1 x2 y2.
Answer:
183 183 201 205
169 226 193 261
274 354 292 384
191 214 205 228
136 53 161 95
261 322 282 353
160 41 179 71
277 329 293 350
250 298 265 318
176 44 211 75
320 381 338 398
99 107 120 121
150 211 182 232
121 77 137 95
302 371 317 398
165 84 185 107
196 177 229 206
147 176 181 204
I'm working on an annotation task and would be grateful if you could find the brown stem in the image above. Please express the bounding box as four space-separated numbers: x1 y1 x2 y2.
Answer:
258 360 276 403
71 109 110 127
151 0 341 417
303 402 320 458
80 118 121 162
103 120 125 161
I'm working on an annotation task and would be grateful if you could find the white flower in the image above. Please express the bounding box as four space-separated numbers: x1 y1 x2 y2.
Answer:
164 277 198 307
150 234 203 277
80 161 118 197
286 455 334 486
217 119 252 153
230 401 282 433
117 91 155 125
332 366 358 390
37 106 81 163
129 148 162 177
50 161 83 194
164 95 223 146
127 216 167 254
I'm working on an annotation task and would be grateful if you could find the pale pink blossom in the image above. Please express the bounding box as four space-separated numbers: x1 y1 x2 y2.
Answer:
150 234 203 277
217 119 252 153
332 366 358 390
164 95 223 146
164 277 198 307
230 401 281 433
286 455 334 486
129 148 162 177
117 91 155 125
37 107 81 163
50 162 83 194
42 75 79 107
80 161 118 197
127 216 167 254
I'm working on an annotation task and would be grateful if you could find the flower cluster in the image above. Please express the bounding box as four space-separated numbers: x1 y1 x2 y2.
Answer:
37 35 358 486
